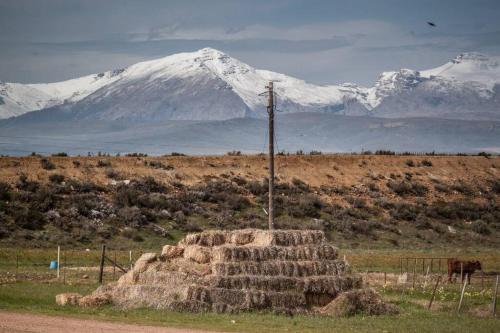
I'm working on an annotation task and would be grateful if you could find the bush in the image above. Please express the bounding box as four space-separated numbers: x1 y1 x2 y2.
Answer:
40 158 56 170
227 150 242 156
49 174 65 184
390 203 420 221
421 159 433 167
490 179 500 194
16 175 40 192
96 160 112 168
291 178 310 192
287 195 323 218
451 181 474 195
145 160 174 170
51 152 68 157
0 182 12 201
72 160 81 168
246 180 267 196
405 159 415 167
472 220 491 235
368 182 380 192
387 180 428 196
105 168 122 180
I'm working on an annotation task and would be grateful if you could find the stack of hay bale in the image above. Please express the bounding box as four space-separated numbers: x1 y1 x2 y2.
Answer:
87 229 362 313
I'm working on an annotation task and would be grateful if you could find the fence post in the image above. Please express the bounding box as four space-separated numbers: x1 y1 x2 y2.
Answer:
428 275 441 310
57 246 60 279
400 258 403 275
430 258 433 273
384 271 387 286
412 258 417 289
493 275 499 317
129 250 132 270
16 252 19 279
113 252 116 280
99 245 106 284
63 251 67 285
460 263 463 284
457 274 468 313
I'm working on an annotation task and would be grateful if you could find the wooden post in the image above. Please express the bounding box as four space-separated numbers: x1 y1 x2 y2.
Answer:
406 258 409 273
113 252 116 280
412 258 417 289
457 274 468 312
460 262 463 284
129 250 132 270
16 252 19 278
384 272 387 286
423 266 430 289
438 259 441 273
422 258 425 274
99 245 106 284
57 246 60 279
428 275 441 310
430 258 433 273
400 258 403 275
493 275 499 317
63 251 67 285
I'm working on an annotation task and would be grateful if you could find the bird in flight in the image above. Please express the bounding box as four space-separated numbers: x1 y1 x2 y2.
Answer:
427 22 436 27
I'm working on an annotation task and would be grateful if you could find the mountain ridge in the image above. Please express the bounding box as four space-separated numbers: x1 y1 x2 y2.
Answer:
2 48 498 121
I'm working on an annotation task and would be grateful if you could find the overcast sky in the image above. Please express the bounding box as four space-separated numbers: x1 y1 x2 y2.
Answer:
1 0 500 85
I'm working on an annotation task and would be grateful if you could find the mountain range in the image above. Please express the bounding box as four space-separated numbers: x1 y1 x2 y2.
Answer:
0 48 499 155
1 48 499 122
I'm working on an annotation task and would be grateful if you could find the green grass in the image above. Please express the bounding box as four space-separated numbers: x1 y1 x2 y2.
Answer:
0 281 498 333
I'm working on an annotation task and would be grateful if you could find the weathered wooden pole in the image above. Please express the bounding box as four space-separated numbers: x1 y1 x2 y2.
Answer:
457 274 468 312
428 275 441 310
493 275 499 317
57 246 60 279
99 245 106 284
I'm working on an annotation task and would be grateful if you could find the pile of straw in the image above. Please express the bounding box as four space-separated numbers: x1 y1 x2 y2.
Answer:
79 229 362 314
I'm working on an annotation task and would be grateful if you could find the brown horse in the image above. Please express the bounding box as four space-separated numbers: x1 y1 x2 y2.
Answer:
447 258 482 283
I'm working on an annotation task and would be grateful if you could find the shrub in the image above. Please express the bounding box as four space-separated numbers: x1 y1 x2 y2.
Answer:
96 160 112 168
0 182 12 201
291 178 310 192
368 182 380 192
287 195 323 218
346 196 367 209
16 175 40 192
246 180 267 196
434 183 451 193
40 158 56 170
405 159 415 167
117 206 147 228
227 150 242 156
490 179 500 194
145 160 174 170
72 160 81 168
387 180 428 196
421 159 433 167
390 203 420 221
105 168 122 180
309 150 322 155
472 220 491 235
49 174 65 184
451 181 474 195
171 152 186 156
51 152 68 157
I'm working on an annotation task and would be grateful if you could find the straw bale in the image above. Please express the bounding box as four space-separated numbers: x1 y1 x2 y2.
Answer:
184 245 212 264
180 231 229 246
252 230 325 246
134 253 158 273
78 293 111 307
207 275 353 292
318 288 399 317
212 260 345 277
55 293 82 306
161 245 184 259
228 229 255 245
212 244 337 263
186 286 306 310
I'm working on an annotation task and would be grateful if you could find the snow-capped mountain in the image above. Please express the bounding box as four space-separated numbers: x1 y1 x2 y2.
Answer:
0 49 499 121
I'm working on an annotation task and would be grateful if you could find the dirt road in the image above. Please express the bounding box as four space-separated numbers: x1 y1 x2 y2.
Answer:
0 311 220 333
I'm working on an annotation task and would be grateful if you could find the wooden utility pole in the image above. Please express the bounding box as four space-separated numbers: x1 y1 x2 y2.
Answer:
267 81 275 230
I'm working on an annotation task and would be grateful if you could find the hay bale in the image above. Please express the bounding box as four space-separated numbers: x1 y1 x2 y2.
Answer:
212 244 338 263
318 288 399 317
180 231 228 246
252 230 325 246
184 245 211 264
133 252 157 273
161 245 184 259
212 260 345 277
78 293 111 308
55 293 82 306
229 229 255 245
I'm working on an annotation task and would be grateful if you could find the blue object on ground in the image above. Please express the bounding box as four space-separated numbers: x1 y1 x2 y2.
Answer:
49 260 58 269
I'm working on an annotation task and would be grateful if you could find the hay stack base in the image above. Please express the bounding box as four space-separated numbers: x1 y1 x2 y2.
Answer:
79 229 362 313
